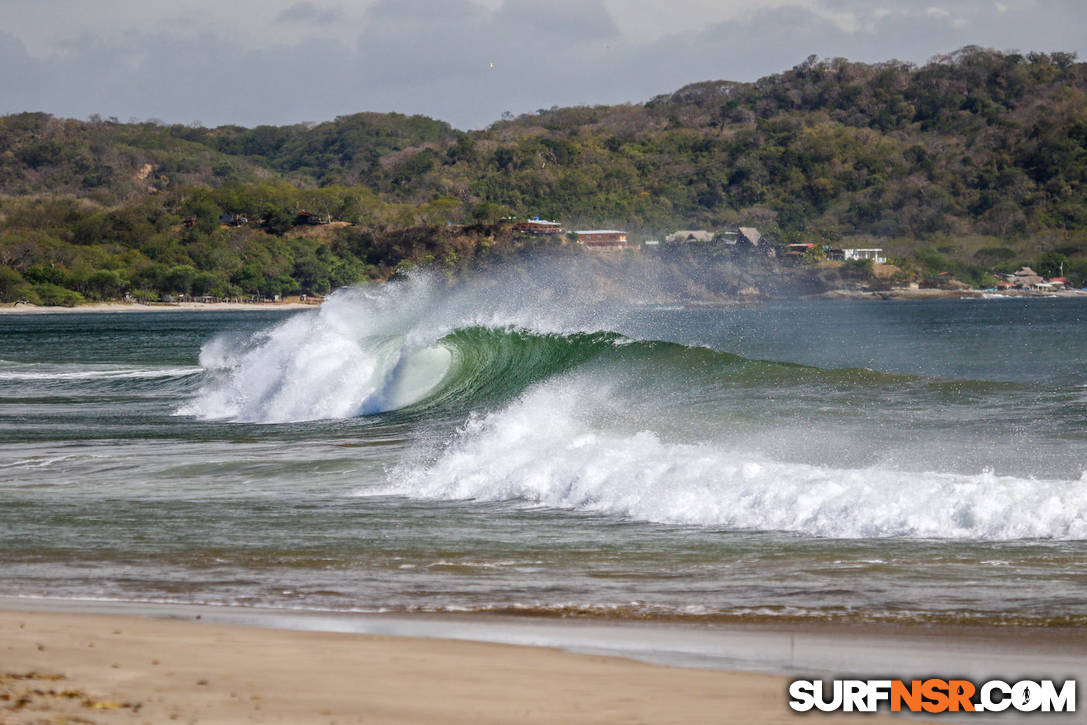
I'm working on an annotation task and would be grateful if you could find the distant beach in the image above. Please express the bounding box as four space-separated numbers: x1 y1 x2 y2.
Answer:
816 287 1087 300
2 286 1086 314
0 301 317 314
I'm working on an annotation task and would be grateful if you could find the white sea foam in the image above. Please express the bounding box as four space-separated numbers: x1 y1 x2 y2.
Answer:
381 382 1087 541
0 366 202 381
0 455 77 469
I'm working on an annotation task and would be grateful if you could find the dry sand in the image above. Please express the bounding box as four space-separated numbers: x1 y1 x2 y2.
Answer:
0 609 910 725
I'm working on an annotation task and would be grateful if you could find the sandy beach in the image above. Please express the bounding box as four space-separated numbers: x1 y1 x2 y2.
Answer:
0 607 924 725
0 301 317 314
5 601 1087 723
3 287 1086 314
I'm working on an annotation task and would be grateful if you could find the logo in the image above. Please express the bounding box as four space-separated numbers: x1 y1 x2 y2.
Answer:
789 679 1076 714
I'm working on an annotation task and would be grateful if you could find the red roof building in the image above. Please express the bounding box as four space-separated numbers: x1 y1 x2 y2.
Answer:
575 230 629 249
513 218 565 236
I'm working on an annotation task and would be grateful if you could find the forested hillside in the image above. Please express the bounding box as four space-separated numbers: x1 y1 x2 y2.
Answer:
2 46 1087 304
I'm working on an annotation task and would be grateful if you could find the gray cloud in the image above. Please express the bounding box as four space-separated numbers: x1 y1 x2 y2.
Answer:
275 2 345 25
497 0 619 42
0 1 1084 129
0 30 29 70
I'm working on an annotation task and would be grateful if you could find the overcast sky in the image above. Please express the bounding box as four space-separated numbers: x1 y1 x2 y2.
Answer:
1 0 1085 129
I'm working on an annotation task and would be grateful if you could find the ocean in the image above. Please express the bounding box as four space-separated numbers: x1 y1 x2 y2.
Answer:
2 271 1086 627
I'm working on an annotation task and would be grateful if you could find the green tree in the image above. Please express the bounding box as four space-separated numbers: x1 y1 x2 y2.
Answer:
163 265 197 295
1036 252 1068 278
262 208 294 236
82 269 126 299
802 245 827 264
0 266 32 302
190 271 225 296
33 283 84 306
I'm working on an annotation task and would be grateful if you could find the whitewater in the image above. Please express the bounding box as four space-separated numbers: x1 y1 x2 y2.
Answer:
2 267 1086 624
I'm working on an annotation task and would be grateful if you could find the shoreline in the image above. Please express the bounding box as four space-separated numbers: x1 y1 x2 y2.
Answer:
0 300 318 314
0 604 908 725
5 596 1085 677
1 598 1083 723
815 287 1087 301
2 288 1086 314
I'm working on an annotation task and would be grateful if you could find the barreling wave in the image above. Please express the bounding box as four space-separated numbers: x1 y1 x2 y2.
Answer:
181 274 673 422
180 276 920 423
180 314 909 424
183 323 731 423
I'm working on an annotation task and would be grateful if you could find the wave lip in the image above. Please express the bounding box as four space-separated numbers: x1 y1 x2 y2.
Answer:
382 383 1087 541
180 286 456 423
182 329 450 424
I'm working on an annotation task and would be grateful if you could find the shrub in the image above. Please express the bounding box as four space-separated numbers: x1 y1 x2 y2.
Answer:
33 282 85 306
842 258 874 279
0 266 27 301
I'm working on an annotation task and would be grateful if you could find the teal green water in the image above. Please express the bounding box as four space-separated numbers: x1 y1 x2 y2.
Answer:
1 286 1086 625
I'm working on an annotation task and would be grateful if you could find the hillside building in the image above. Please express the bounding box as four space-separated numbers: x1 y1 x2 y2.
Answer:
665 230 714 243
829 248 886 263
575 230 629 249
513 218 564 236
732 227 776 258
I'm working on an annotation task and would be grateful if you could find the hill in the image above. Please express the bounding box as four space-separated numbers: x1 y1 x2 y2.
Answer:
2 46 1087 304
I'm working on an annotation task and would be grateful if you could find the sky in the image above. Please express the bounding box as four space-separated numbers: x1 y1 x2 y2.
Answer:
1 0 1085 130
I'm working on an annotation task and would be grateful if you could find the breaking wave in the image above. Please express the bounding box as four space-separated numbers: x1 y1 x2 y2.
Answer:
180 275 903 423
180 274 1087 541
382 381 1087 541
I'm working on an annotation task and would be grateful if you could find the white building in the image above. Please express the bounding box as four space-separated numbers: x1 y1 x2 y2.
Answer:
840 248 886 264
